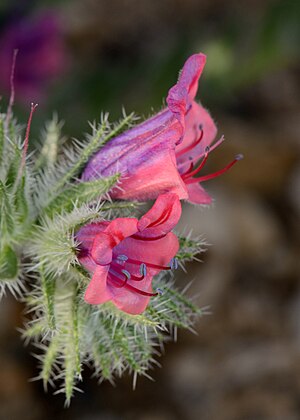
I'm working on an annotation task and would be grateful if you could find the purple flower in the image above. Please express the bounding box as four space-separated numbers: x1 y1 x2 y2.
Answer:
0 11 67 102
82 53 242 204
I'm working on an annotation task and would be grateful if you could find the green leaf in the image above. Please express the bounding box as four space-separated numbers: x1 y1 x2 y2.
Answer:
0 180 15 238
14 176 29 224
0 244 18 279
40 265 56 331
52 112 135 194
41 336 59 389
43 173 120 218
35 115 64 170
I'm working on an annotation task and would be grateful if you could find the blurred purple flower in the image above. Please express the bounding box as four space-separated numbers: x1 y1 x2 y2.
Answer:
0 11 68 103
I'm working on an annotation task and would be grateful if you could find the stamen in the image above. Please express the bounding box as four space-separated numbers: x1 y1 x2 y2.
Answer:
124 257 172 271
117 254 128 261
180 161 194 178
175 127 204 158
181 152 209 181
170 258 178 270
177 135 225 170
108 269 130 287
185 154 244 184
110 262 145 282
14 102 38 192
156 288 164 295
123 283 158 297
140 263 147 277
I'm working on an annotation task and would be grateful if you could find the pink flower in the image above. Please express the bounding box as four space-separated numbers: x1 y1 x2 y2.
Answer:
82 53 242 205
76 193 181 315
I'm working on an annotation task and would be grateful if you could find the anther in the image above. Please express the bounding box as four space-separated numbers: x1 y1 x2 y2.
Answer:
156 288 164 295
235 154 244 161
170 258 178 270
185 153 243 184
140 263 147 277
117 254 128 261
121 270 131 279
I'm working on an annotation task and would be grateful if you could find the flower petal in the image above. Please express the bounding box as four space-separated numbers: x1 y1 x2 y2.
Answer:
111 232 179 314
167 53 206 135
76 222 108 253
114 232 179 276
91 218 138 265
176 102 217 168
137 193 182 238
186 182 213 205
108 273 153 315
84 265 111 305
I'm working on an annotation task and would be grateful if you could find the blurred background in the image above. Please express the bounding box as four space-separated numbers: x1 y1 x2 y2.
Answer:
0 0 300 419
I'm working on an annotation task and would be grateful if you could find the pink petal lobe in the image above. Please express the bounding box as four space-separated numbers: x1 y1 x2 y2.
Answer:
92 218 138 265
76 222 108 252
84 265 111 305
115 233 179 275
186 182 213 205
176 102 217 167
111 233 179 314
137 193 182 238
167 53 206 134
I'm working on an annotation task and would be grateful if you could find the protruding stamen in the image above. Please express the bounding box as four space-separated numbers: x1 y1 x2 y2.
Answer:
14 102 38 192
124 283 158 297
177 135 225 170
156 288 163 295
175 126 204 158
21 102 38 167
109 270 129 288
170 258 178 270
140 263 147 277
125 257 172 271
180 161 194 178
121 269 131 279
181 152 209 181
117 254 128 261
185 153 243 184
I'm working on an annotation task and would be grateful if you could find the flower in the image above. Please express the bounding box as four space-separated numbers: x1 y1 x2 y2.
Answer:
82 53 242 204
0 11 67 103
76 193 181 314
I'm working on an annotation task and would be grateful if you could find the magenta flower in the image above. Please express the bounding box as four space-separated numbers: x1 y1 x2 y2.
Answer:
0 11 67 102
76 193 181 314
82 53 242 205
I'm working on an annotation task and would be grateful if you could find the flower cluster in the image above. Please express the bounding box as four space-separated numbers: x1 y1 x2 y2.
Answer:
78 53 242 314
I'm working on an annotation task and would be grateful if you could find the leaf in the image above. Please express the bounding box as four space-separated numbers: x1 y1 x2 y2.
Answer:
40 265 56 331
52 112 135 194
14 175 29 224
35 115 64 170
0 245 18 279
0 180 15 238
41 336 59 389
42 174 120 218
